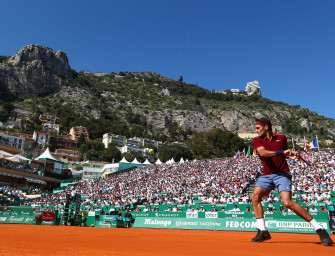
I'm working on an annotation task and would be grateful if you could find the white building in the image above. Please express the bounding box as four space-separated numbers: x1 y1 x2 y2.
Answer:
33 131 50 147
0 132 24 150
119 145 143 155
245 80 260 95
43 123 60 136
102 133 127 148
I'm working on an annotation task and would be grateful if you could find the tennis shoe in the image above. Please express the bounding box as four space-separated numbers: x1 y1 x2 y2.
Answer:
251 229 271 242
316 229 333 246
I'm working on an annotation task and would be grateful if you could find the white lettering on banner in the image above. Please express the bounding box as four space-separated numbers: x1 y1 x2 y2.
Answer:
0 217 7 221
205 212 218 218
186 212 198 218
225 221 257 229
276 221 328 229
144 219 172 227
199 222 221 227
9 217 24 222
156 213 179 217
180 221 199 226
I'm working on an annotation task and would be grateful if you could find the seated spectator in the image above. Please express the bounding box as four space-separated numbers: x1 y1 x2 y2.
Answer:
319 206 328 212
245 206 251 212
309 204 318 213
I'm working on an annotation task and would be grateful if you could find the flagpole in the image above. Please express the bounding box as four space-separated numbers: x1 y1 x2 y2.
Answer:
303 136 306 150
316 135 319 151
291 138 295 151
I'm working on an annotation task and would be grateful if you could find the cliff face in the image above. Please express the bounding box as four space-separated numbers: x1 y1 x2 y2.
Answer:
2 44 335 138
0 44 72 98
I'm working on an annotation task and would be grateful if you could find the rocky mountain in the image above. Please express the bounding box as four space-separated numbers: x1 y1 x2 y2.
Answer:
1 44 334 141
0 44 72 98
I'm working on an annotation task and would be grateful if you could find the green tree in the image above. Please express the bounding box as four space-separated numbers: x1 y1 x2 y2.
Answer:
77 133 86 147
189 128 245 159
2 102 15 114
103 146 122 162
157 144 193 163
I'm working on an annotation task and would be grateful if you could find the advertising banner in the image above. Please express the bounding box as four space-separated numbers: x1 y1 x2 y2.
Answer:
0 215 35 224
133 213 331 234
42 211 55 221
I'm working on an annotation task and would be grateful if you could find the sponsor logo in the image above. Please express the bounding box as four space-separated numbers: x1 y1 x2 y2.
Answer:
186 212 198 218
225 221 257 229
275 221 328 229
0 217 7 221
205 212 218 218
155 213 179 217
144 219 172 227
9 216 25 222
267 220 277 228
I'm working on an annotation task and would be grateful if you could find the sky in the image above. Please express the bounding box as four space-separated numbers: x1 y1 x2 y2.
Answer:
1 0 335 119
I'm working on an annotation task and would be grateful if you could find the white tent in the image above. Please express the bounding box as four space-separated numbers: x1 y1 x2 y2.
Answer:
35 147 58 161
179 157 184 163
155 159 162 165
119 157 129 163
132 158 140 164
32 147 64 174
0 150 14 159
143 159 152 165
170 158 175 164
6 154 29 163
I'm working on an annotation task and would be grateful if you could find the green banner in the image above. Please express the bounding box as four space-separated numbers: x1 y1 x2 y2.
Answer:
95 220 117 228
0 215 35 224
134 213 330 233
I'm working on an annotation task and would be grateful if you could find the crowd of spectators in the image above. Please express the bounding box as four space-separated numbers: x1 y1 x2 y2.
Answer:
0 185 27 202
0 159 34 174
4 149 335 214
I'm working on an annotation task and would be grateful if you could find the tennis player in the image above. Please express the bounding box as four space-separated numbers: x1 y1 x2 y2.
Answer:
251 117 333 246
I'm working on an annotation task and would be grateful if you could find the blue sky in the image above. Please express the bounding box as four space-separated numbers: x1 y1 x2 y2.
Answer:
1 0 335 119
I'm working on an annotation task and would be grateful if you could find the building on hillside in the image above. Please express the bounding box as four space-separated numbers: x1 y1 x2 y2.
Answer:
39 114 58 124
52 149 81 163
43 123 60 136
33 131 50 147
52 137 77 150
94 72 107 77
126 138 142 147
245 80 261 95
102 134 163 149
142 138 163 148
119 145 143 155
69 126 89 141
102 133 127 148
6 121 21 129
0 132 25 150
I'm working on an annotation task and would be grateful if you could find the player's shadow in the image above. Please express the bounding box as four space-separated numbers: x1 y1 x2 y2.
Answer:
266 241 321 245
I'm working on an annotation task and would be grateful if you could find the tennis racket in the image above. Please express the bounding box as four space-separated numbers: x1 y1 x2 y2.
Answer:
296 148 314 166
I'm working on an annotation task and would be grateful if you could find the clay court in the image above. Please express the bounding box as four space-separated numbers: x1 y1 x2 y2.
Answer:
0 224 333 256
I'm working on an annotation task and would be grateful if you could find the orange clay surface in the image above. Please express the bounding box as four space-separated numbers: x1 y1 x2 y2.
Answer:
0 224 333 256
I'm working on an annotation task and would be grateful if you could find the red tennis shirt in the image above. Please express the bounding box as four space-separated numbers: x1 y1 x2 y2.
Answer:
253 133 290 176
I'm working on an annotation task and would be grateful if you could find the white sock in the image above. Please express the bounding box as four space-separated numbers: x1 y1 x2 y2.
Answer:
256 218 267 231
309 218 323 230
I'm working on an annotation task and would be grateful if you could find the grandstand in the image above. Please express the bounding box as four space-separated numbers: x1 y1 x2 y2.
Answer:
0 150 334 234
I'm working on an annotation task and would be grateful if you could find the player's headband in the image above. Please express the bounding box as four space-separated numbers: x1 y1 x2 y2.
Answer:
255 121 269 127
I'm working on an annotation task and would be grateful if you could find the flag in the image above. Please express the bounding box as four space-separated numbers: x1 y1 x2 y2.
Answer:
308 137 318 150
235 150 240 158
241 148 245 158
253 149 256 156
247 146 250 157
303 136 306 150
